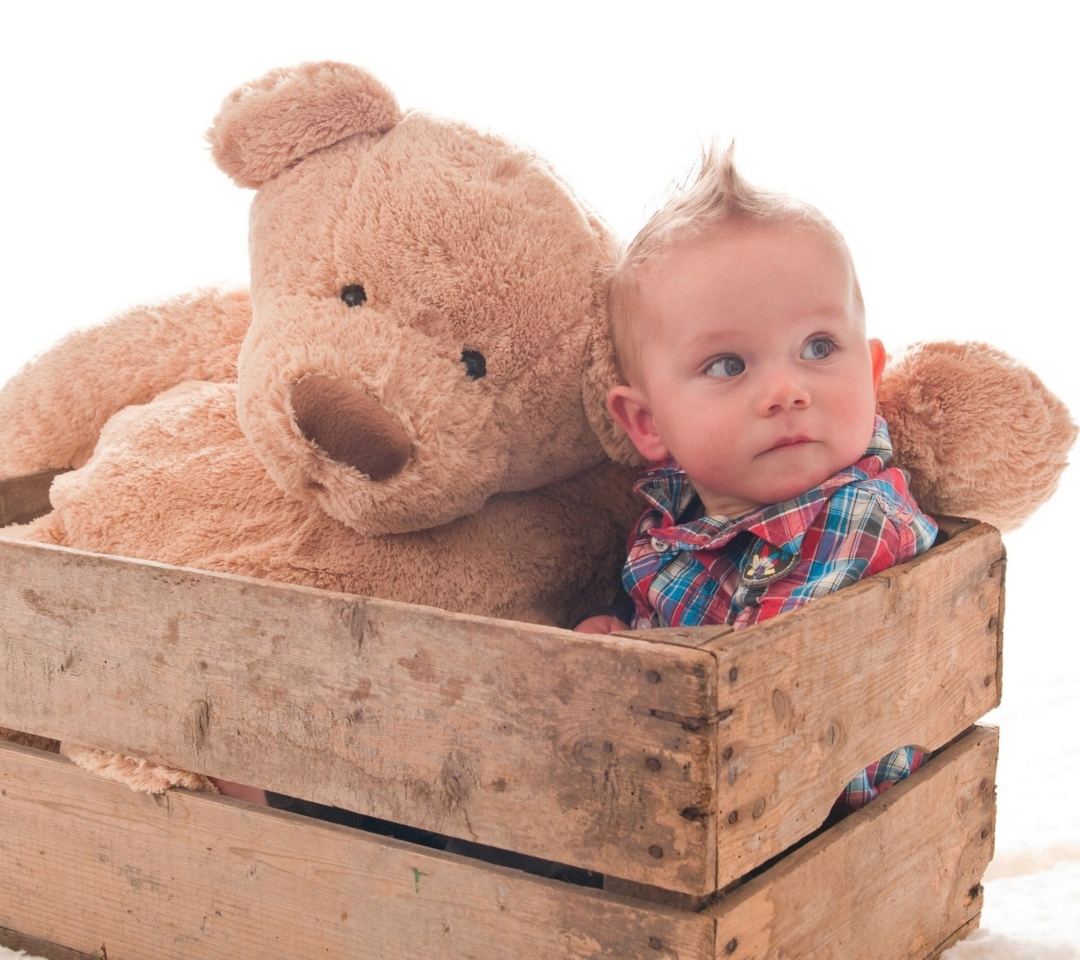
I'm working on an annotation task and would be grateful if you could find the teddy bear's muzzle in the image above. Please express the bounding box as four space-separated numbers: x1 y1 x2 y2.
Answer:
290 375 411 482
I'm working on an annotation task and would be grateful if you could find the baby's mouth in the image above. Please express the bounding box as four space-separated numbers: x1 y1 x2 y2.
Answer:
766 435 814 452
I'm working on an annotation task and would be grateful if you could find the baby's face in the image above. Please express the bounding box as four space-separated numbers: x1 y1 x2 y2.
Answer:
613 222 882 518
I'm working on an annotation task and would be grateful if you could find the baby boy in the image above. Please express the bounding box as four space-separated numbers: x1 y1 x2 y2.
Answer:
578 148 938 809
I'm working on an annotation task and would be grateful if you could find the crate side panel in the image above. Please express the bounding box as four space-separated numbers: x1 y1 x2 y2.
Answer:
0 537 717 893
0 741 716 960
0 470 62 527
707 725 997 960
700 522 1004 887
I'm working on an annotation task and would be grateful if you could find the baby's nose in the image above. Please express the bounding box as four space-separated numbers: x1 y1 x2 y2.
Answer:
760 368 811 413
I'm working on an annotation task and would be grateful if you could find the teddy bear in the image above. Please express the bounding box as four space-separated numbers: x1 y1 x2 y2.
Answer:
0 61 1074 795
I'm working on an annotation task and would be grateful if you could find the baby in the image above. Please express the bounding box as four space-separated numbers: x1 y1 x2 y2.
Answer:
578 148 938 809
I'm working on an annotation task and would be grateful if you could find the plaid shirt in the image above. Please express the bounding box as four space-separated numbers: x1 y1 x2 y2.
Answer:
623 416 938 809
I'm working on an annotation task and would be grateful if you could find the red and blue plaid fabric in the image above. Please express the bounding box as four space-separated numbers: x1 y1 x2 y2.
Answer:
623 416 937 810
842 746 925 809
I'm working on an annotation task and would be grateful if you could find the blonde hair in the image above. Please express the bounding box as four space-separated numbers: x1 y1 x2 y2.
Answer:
609 144 864 382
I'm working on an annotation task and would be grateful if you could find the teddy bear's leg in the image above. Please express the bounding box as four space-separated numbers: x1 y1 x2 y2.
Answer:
0 287 251 478
60 742 218 795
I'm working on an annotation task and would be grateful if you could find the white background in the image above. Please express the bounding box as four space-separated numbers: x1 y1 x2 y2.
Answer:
1 2 1077 955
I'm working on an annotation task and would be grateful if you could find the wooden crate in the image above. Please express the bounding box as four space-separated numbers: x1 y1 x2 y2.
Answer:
0 471 1004 958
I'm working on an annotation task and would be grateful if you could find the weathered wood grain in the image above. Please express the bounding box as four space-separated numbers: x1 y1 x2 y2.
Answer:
0 728 993 959
0 521 1003 895
706 725 997 959
0 740 715 960
0 469 62 526
0 925 98 960
0 536 719 893
634 521 1003 889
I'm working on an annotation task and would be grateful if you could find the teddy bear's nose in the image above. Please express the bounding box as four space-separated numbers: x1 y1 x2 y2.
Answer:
291 376 411 482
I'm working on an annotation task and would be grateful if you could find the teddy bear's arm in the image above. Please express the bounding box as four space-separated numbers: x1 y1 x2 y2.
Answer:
878 341 1076 532
0 287 251 477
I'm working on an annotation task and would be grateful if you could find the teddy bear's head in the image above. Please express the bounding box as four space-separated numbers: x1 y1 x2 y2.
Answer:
208 63 620 535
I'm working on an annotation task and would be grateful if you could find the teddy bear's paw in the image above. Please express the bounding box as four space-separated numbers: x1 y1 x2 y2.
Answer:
879 341 1077 531
60 742 218 795
209 62 402 188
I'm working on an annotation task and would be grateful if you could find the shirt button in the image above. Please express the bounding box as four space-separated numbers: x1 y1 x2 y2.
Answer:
651 537 670 553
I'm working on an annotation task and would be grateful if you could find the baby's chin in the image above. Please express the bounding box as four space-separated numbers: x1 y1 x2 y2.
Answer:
752 461 847 505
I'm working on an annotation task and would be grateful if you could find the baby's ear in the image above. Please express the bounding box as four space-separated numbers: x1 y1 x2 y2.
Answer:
870 338 887 393
607 385 669 463
208 62 402 188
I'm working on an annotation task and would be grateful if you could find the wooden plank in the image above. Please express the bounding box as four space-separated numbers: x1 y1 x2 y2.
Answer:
705 725 996 959
684 521 1003 890
0 536 718 893
0 523 1003 895
932 515 981 539
0 469 63 527
0 728 994 960
927 916 982 960
0 740 715 960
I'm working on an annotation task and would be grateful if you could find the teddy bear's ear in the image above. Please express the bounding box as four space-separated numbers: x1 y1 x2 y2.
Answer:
208 62 402 188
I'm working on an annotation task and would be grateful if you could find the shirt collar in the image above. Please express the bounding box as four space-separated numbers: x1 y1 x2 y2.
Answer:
635 415 894 555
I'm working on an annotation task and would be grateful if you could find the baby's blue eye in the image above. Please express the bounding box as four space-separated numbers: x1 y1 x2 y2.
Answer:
801 337 835 360
705 355 745 378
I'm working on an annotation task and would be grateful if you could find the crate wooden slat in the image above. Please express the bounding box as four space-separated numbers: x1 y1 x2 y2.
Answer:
658 517 1004 885
705 725 997 959
0 534 719 894
0 726 996 960
0 468 64 526
0 509 1004 894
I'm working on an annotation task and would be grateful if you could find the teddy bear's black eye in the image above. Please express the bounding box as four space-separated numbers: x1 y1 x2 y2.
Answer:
462 350 487 380
341 284 367 307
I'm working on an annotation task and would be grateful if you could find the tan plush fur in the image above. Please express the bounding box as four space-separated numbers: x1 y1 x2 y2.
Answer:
0 61 1074 796
878 341 1077 532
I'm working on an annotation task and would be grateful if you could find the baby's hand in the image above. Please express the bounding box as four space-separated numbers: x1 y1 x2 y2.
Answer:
574 615 630 634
